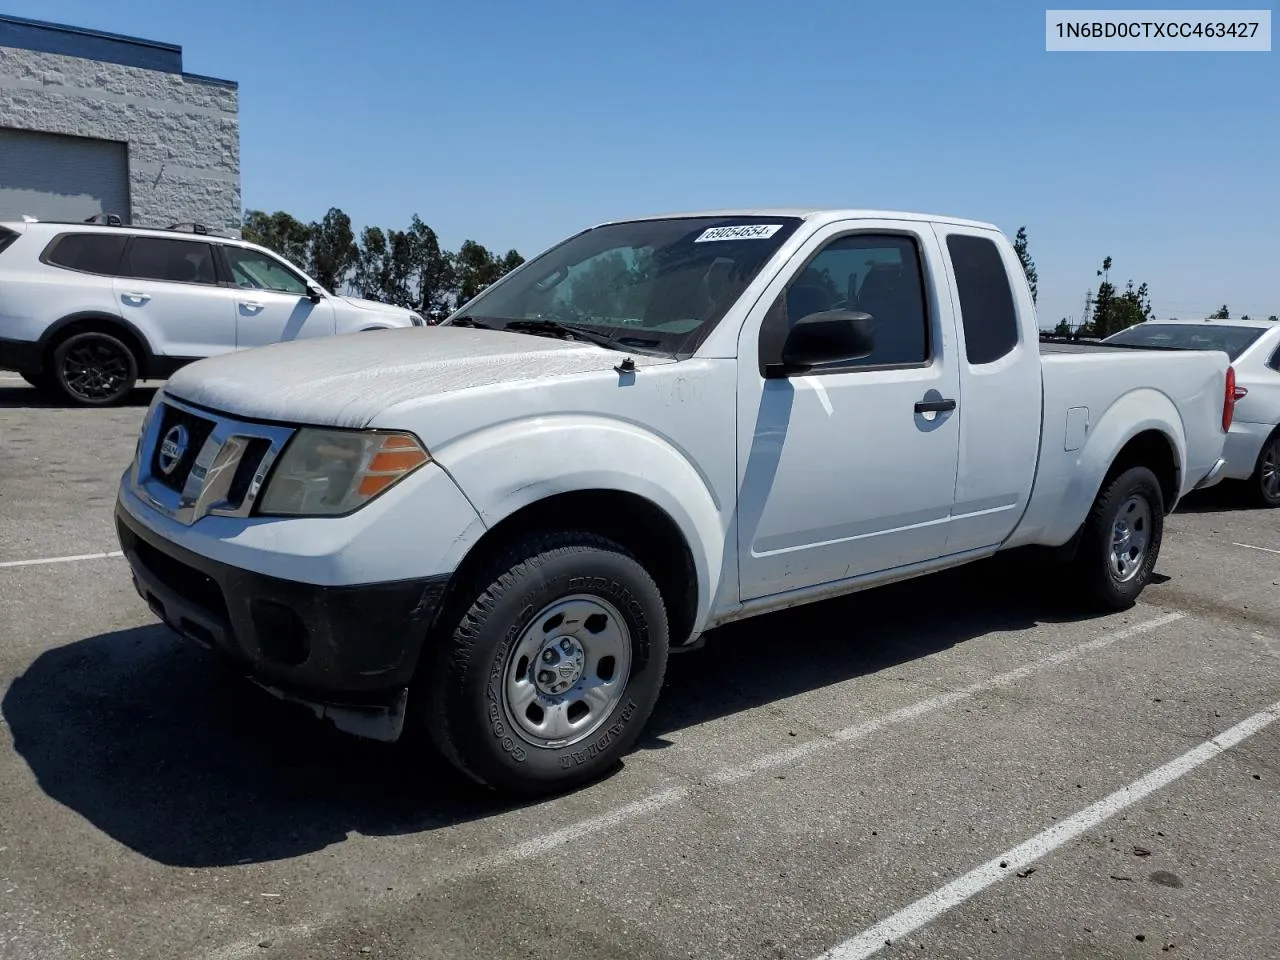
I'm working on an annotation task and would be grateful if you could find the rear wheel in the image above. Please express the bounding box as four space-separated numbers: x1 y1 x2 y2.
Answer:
1072 465 1164 610
50 331 139 406
417 530 669 797
1251 433 1280 507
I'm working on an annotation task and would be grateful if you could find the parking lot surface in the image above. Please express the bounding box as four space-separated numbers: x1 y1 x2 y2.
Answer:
2 377 1278 960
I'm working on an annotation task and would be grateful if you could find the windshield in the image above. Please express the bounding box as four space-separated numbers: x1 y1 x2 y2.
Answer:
1103 323 1266 360
448 216 804 355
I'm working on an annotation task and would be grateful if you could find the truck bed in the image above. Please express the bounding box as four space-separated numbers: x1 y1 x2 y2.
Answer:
1038 340 1127 354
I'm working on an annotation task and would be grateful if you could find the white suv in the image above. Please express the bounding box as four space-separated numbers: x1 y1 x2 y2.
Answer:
0 217 425 405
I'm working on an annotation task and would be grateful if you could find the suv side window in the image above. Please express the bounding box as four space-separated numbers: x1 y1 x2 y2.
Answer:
120 237 219 286
759 233 929 372
1268 343 1280 372
946 234 1019 365
44 233 128 275
223 246 309 296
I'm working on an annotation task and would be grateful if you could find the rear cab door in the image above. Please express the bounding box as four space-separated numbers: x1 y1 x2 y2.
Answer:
734 217 964 601
112 235 235 359
219 245 335 348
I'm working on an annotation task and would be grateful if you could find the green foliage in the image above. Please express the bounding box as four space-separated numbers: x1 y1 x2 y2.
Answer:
1209 304 1229 319
241 207 522 312
1089 257 1153 337
1052 318 1071 337
1013 226 1038 305
240 210 311 269
308 208 357 294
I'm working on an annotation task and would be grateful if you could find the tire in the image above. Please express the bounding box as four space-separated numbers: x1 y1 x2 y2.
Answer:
50 331 139 406
418 530 670 797
1250 432 1280 508
1072 465 1165 610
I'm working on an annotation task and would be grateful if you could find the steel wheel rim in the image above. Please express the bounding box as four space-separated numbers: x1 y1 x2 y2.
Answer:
1109 493 1152 583
501 593 633 749
62 339 130 400
1261 441 1280 501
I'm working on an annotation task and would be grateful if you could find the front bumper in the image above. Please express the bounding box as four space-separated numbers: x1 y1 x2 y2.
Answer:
116 502 450 740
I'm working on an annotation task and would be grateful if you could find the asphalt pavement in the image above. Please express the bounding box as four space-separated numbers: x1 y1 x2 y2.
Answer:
1 376 1277 960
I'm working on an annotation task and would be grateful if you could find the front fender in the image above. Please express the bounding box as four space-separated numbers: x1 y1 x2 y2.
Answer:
432 415 726 636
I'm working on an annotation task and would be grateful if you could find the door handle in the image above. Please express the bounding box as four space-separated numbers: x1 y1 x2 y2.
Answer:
914 398 957 414
121 292 151 305
239 301 264 312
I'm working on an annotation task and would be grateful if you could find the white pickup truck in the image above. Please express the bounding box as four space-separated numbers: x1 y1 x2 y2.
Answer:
114 208 1233 797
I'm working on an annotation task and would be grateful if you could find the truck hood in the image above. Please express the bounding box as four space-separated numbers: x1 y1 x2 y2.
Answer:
161 326 672 428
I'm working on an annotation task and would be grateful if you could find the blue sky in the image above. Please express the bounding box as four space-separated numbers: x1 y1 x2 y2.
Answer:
9 0 1278 326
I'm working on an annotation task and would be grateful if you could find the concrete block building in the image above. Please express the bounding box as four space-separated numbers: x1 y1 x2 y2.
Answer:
0 14 240 232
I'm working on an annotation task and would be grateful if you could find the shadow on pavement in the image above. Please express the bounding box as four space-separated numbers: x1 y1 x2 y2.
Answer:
1174 481 1263 515
3 550 1105 869
0 384 157 410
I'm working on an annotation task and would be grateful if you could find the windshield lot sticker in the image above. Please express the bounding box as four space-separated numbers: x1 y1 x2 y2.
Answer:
693 224 784 242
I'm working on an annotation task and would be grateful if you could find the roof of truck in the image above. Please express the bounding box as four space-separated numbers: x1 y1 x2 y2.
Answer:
593 208 1001 231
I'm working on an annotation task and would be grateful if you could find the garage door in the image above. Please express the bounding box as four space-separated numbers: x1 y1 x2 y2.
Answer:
0 128 131 223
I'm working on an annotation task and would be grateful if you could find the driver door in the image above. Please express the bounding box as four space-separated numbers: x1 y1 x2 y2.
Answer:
735 221 962 601
220 246 335 348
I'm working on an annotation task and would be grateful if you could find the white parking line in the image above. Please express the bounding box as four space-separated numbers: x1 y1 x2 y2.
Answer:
813 697 1280 960
0 550 123 569
207 609 1184 959
1233 542 1280 555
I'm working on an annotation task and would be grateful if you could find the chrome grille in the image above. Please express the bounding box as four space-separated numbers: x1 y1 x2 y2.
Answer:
130 395 295 526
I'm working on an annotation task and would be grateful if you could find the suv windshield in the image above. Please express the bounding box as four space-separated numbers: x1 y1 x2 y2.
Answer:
1104 322 1266 360
448 216 804 355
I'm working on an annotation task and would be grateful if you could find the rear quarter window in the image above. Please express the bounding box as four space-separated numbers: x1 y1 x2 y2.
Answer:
0 226 19 256
43 233 128 275
946 234 1020 365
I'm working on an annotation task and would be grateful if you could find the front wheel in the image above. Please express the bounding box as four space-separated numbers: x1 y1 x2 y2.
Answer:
51 331 139 406
1072 465 1165 610
1251 433 1280 507
418 530 670 797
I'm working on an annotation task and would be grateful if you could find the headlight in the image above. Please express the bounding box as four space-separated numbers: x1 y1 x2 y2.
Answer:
257 429 430 517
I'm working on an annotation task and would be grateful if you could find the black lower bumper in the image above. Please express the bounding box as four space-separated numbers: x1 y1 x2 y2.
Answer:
115 502 451 737
0 336 40 374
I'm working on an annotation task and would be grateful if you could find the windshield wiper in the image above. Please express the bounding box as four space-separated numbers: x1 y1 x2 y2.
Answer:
502 319 654 352
447 316 492 329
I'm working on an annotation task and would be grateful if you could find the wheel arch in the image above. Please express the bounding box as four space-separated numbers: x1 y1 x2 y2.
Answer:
36 311 156 373
434 488 702 652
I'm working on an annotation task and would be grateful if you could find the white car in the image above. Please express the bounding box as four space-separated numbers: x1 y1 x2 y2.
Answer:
114 208 1232 797
0 216 424 405
1103 318 1280 506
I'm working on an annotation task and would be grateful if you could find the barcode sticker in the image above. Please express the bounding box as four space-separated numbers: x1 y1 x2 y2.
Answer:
693 224 784 242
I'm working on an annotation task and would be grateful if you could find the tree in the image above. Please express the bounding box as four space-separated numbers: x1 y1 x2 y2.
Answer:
1209 305 1229 319
353 226 390 301
241 210 312 268
1089 257 1153 337
1269 315 1278 322
455 240 505 303
1241 314 1251 321
407 215 455 312
1013 226 1038 305
308 207 358 294
1052 318 1071 337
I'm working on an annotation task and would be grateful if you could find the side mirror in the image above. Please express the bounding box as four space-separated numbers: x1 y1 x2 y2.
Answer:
766 309 875 377
306 284 324 304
